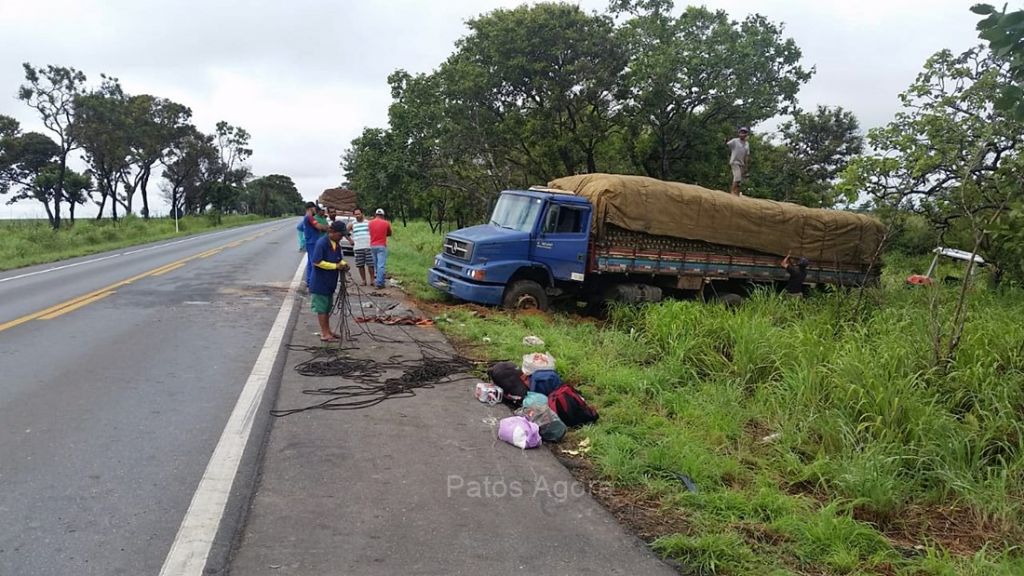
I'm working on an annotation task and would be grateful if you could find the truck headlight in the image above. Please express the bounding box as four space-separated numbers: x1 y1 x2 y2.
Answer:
434 257 442 268
467 268 486 281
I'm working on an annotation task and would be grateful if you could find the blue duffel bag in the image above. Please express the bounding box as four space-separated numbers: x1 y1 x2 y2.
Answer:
529 369 563 395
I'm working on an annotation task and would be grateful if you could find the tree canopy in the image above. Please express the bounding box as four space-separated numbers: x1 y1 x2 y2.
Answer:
2 62 299 227
343 1 821 228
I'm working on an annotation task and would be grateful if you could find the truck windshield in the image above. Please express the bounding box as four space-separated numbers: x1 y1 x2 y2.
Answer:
489 194 543 232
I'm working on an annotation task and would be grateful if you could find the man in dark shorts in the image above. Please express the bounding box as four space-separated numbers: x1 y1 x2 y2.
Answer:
781 253 808 297
310 221 350 342
347 208 373 286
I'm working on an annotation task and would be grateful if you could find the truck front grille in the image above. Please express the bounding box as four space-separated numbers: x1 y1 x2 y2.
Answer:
443 237 472 260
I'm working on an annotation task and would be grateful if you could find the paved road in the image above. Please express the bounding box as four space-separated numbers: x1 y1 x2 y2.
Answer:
0 220 304 576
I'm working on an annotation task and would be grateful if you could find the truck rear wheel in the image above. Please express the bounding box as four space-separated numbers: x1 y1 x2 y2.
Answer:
717 292 745 308
502 280 549 312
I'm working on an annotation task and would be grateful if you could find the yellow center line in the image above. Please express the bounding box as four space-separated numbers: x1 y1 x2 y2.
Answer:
0 228 273 333
151 262 188 277
39 291 116 320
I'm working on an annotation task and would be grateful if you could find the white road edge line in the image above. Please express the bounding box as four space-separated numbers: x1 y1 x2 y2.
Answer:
0 222 275 285
0 253 124 283
158 256 305 576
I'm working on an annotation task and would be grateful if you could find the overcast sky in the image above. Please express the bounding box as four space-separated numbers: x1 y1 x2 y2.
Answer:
0 0 983 218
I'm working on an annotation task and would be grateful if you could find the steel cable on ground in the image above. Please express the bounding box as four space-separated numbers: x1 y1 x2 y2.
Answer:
270 271 483 416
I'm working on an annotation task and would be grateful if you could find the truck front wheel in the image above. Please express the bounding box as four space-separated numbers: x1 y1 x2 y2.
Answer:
502 280 549 312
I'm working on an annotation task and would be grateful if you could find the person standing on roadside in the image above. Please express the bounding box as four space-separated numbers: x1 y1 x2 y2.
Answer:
368 208 393 289
296 217 306 252
726 127 751 196
315 206 330 231
302 202 328 288
348 208 374 286
310 221 350 342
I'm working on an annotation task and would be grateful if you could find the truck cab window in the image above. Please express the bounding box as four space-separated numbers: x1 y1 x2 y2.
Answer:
542 205 585 234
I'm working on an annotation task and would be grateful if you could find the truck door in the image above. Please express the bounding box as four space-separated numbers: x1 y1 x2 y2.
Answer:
533 202 591 282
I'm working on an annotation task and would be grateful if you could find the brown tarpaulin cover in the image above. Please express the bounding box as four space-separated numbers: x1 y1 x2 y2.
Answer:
318 187 358 211
547 173 885 265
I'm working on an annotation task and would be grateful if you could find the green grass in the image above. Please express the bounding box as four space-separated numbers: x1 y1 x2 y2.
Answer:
0 214 275 271
389 220 1024 575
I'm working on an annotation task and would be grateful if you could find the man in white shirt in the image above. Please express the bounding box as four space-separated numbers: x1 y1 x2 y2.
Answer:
726 127 751 196
347 208 374 286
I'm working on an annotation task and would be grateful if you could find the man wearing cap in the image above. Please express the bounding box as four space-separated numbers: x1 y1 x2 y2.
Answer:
781 252 809 298
302 202 328 288
310 221 351 342
726 127 751 196
368 208 393 289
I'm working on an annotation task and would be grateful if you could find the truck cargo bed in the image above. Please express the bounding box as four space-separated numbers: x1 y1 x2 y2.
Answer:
593 226 880 287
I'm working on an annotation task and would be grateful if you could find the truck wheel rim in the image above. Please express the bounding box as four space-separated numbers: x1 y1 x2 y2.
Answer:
515 294 539 310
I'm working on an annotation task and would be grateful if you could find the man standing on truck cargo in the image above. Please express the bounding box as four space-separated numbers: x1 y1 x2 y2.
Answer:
368 208 392 289
348 208 374 286
726 127 751 196
781 253 809 297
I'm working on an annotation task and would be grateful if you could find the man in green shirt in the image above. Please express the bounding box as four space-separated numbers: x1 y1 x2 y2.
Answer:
314 207 329 237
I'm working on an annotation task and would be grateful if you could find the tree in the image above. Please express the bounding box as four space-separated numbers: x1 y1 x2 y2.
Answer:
613 1 811 183
0 115 17 141
18 64 87 229
35 166 92 224
342 2 818 228
973 3 1024 283
0 115 20 197
345 3 633 227
343 128 406 221
213 121 252 185
244 174 303 216
124 95 192 219
445 3 628 180
746 106 863 207
1 132 63 224
74 75 132 220
161 128 219 216
205 181 239 223
840 48 1020 242
973 3 1024 119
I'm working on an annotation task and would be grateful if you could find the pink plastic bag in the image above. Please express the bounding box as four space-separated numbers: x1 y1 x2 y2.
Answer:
497 416 541 449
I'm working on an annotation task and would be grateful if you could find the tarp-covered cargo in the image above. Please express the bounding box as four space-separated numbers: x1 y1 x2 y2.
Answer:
547 173 885 266
318 187 358 212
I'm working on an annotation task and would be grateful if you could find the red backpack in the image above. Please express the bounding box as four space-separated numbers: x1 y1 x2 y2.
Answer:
547 386 599 427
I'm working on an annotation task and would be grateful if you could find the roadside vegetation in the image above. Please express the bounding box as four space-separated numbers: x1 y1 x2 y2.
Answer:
0 214 270 271
388 221 1024 575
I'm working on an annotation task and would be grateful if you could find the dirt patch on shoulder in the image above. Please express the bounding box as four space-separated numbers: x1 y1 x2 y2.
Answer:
879 505 1022 557
552 441 691 543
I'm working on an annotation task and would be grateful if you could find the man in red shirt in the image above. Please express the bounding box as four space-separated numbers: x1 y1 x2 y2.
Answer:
368 208 393 288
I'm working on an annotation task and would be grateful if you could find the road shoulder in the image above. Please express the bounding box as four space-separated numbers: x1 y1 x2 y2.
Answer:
229 281 678 575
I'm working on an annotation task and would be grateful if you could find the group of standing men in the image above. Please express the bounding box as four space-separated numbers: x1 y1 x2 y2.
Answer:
297 202 392 342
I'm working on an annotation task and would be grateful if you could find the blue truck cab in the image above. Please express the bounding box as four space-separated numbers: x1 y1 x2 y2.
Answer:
427 188 592 310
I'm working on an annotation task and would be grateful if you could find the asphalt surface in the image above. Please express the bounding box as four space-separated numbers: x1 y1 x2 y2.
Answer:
0 220 304 576
231 283 680 576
